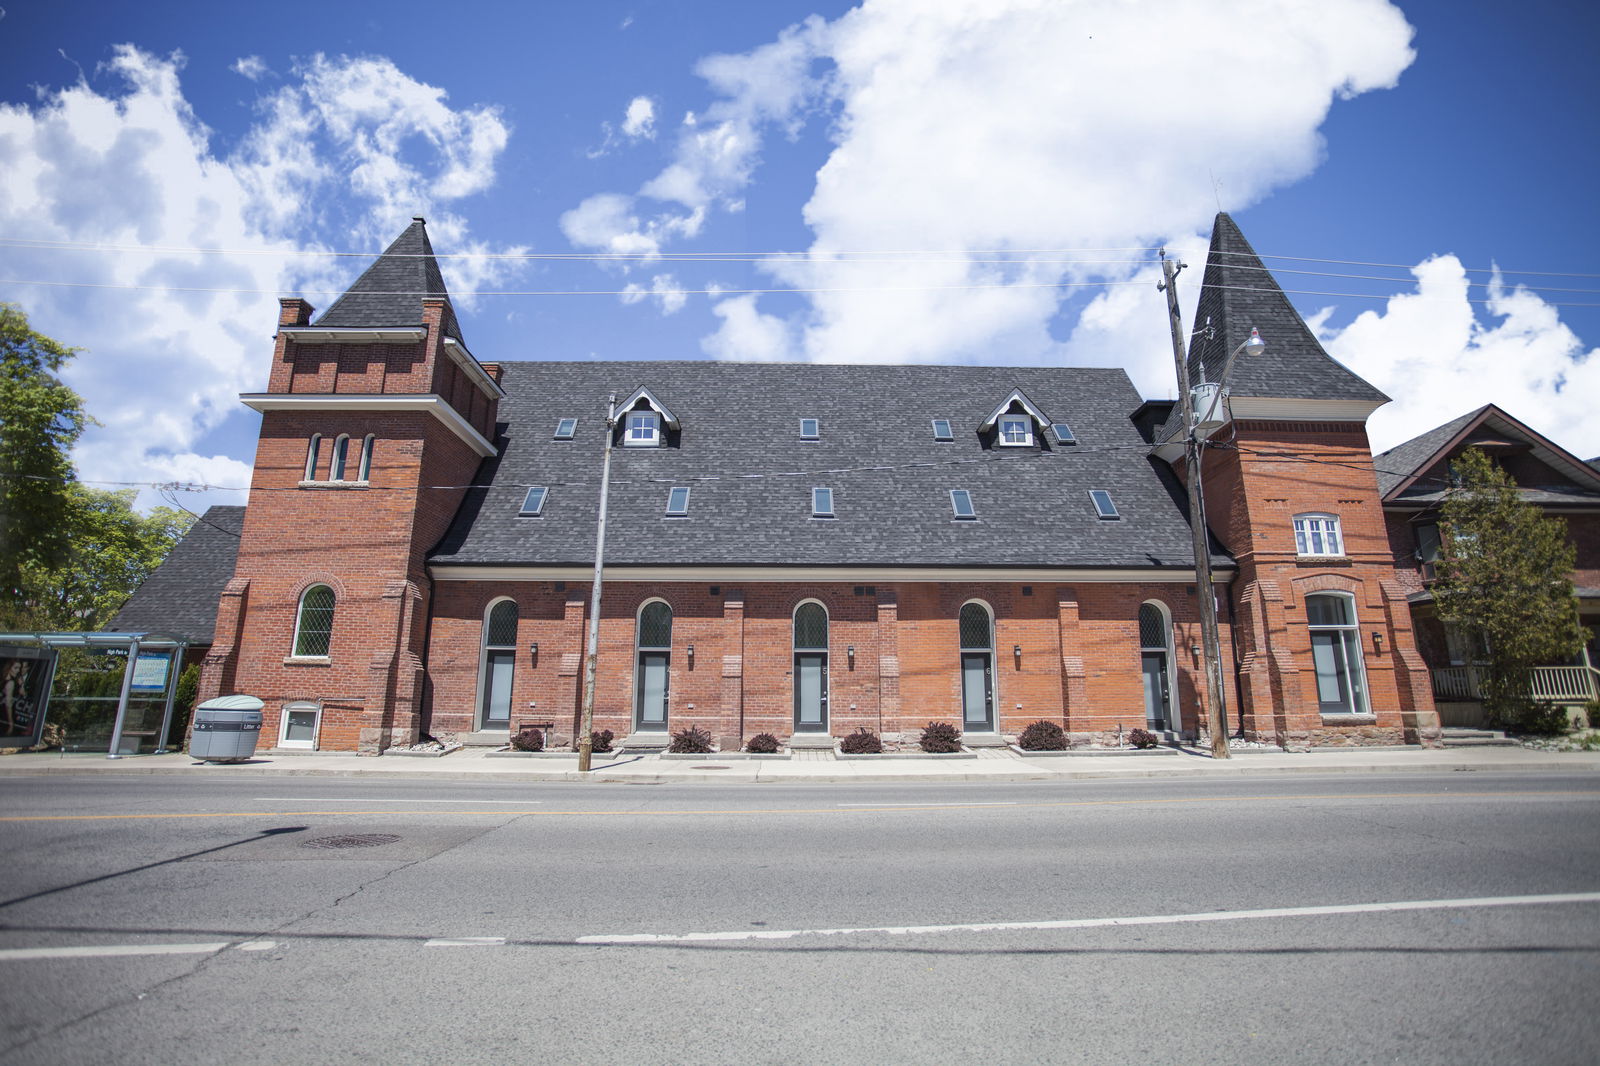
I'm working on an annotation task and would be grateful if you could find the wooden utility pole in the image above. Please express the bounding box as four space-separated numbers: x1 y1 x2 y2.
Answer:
1159 253 1231 760
576 394 618 773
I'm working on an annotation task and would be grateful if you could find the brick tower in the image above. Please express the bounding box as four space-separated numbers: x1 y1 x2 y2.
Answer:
1164 214 1440 748
200 219 502 753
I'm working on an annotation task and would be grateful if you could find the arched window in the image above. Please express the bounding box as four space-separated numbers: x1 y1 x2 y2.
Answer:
792 601 829 733
357 435 375 481
479 599 518 729
1139 602 1176 731
304 434 323 481
292 584 335 657
634 600 673 730
1306 592 1369 715
958 601 995 731
330 435 351 481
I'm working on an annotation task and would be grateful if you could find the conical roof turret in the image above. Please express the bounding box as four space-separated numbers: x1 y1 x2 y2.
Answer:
315 218 464 342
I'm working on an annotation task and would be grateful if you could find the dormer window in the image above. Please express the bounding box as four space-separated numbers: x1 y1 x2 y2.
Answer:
624 410 661 447
998 415 1033 447
554 418 578 440
800 418 820 440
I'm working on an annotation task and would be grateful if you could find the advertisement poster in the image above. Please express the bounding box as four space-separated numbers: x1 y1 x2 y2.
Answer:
1 646 53 748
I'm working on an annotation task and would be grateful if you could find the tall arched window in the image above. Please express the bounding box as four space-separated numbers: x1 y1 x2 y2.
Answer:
304 434 323 481
292 584 335 657
479 599 518 730
1306 592 1369 715
634 600 673 730
330 434 351 481
958 601 995 732
1139 602 1175 731
793 601 829 733
357 435 375 481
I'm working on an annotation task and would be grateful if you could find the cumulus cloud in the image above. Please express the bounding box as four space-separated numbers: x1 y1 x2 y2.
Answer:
232 55 269 80
1313 258 1600 457
621 96 656 139
620 273 687 315
0 45 524 512
567 0 1419 393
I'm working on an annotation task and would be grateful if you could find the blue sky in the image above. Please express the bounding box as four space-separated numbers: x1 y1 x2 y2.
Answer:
2 0 1597 516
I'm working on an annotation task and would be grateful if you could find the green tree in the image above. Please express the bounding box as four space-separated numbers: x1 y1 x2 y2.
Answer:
0 304 91 621
13 486 193 631
1434 447 1585 729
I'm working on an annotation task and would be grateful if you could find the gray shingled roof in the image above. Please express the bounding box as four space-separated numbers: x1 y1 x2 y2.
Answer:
429 362 1231 572
108 506 244 642
1375 404 1600 505
1372 407 1483 497
314 220 463 341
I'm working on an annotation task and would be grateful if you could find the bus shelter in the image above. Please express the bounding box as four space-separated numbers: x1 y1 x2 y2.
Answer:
0 632 190 758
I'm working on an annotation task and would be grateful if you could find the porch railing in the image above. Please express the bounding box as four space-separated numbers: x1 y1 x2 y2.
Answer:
1430 665 1600 704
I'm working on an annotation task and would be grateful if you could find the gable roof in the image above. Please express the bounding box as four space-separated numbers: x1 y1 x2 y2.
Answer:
429 362 1231 573
313 219 463 341
108 506 245 643
616 385 681 429
978 388 1054 432
1375 403 1600 505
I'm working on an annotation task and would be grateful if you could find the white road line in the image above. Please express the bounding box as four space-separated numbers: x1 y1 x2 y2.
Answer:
835 802 1017 807
0 942 231 961
237 941 277 952
424 937 507 948
255 798 543 804
575 891 1600 945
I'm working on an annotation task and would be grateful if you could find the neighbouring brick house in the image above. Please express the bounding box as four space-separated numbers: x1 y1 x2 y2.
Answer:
148 212 1452 753
1375 405 1600 725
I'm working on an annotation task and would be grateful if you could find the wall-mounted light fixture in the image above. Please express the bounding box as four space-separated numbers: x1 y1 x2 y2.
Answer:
1372 632 1384 655
1013 644 1023 668
847 645 856 670
1191 643 1202 665
686 643 695 669
528 642 538 666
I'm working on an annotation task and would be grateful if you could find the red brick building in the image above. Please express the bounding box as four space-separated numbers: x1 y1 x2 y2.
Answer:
176 214 1446 753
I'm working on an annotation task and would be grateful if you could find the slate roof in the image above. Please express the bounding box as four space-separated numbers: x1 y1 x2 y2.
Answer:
109 506 245 643
1375 403 1600 506
429 362 1230 572
313 219 463 341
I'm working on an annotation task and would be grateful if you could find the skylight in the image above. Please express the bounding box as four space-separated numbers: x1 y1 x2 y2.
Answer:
800 418 820 440
812 487 835 518
666 486 690 516
1051 423 1076 445
520 486 548 517
950 489 976 519
931 419 954 441
1089 489 1119 519
554 418 578 440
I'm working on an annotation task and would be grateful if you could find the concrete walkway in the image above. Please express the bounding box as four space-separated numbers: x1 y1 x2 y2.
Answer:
3 743 1598 784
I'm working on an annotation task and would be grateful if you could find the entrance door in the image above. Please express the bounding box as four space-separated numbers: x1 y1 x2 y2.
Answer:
636 651 669 729
481 649 514 728
1141 652 1170 729
961 653 994 731
794 653 828 732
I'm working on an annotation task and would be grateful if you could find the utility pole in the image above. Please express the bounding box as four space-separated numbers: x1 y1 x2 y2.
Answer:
576 394 618 773
1159 252 1231 760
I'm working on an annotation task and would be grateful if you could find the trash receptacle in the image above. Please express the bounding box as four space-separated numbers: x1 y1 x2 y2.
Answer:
191 695 265 763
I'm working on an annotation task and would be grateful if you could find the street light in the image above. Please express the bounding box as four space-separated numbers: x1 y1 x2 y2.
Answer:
1158 252 1265 759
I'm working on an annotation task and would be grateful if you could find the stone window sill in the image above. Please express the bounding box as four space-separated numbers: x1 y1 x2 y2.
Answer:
298 480 369 489
283 656 332 667
1296 556 1352 567
1320 713 1377 725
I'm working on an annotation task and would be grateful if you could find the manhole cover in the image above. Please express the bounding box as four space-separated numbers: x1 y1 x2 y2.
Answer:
690 765 731 770
302 833 401 850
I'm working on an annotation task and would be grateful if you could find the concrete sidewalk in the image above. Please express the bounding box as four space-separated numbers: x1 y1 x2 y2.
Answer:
2 743 1598 784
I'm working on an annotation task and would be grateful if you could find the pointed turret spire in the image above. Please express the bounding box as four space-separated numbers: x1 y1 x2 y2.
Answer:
1187 213 1386 405
315 217 464 342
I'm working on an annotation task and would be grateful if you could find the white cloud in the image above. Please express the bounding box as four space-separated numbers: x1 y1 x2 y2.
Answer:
232 55 269 81
568 0 1418 396
701 294 794 362
1313 257 1600 457
621 96 656 139
0 45 524 511
620 273 688 315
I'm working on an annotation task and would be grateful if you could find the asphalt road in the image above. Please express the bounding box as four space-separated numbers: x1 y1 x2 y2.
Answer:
0 773 1596 1064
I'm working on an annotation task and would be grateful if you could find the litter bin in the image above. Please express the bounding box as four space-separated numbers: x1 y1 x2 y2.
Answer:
191 695 265 763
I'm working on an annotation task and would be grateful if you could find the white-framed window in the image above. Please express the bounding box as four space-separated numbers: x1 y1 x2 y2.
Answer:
520 486 548 516
931 419 954 441
1090 489 1120 519
812 487 835 517
357 435 374 481
554 418 578 440
950 489 976 519
304 434 323 481
1293 514 1344 556
279 700 322 749
799 418 820 440
292 584 335 658
624 410 661 446
666 486 690 516
1306 592 1370 715
997 414 1033 446
330 435 351 481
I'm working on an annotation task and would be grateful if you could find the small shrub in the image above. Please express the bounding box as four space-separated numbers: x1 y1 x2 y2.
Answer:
668 725 714 754
1128 727 1159 750
839 728 882 754
745 732 780 754
590 729 615 753
1508 704 1571 737
511 727 544 752
1018 720 1067 751
919 721 963 753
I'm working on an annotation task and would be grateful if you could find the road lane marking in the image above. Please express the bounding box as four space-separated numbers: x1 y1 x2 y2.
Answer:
0 942 231 961
237 941 277 951
837 802 1016 807
2 790 1595 823
575 891 1600 944
425 937 507 948
256 798 545 804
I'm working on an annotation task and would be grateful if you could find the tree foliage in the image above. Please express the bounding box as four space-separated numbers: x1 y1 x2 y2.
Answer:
1434 448 1585 728
0 304 91 614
